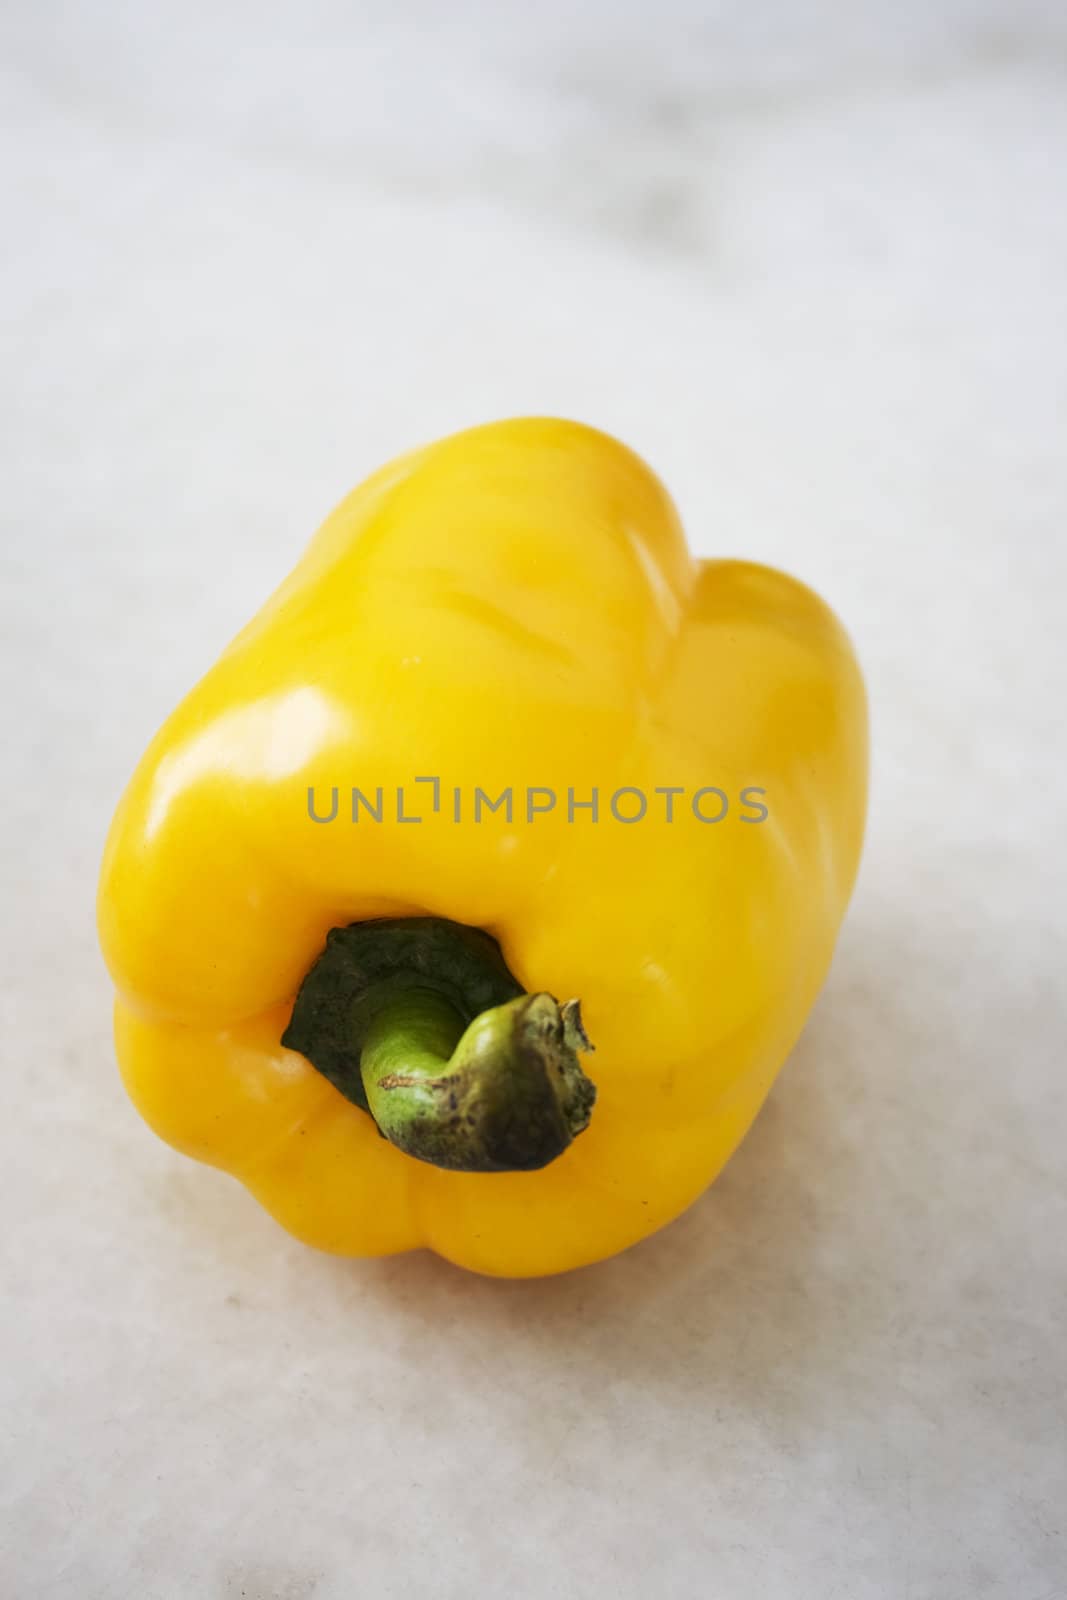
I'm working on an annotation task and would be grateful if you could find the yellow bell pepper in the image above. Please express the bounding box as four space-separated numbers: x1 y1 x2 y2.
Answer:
98 417 867 1277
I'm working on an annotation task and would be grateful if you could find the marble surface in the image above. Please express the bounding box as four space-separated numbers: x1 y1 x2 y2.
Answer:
3 3 1066 1595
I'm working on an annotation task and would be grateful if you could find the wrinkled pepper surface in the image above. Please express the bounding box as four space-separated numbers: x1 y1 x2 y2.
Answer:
98 418 867 1277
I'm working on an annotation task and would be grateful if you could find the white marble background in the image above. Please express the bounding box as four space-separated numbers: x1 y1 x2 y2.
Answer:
3 2 1066 1596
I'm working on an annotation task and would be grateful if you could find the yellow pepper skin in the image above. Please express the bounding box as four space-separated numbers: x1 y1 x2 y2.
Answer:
98 418 867 1278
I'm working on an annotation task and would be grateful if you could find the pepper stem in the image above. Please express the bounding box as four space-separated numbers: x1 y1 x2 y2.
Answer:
281 918 596 1173
361 988 595 1171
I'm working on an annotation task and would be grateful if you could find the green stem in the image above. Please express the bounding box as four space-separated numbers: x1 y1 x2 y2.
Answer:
281 919 596 1173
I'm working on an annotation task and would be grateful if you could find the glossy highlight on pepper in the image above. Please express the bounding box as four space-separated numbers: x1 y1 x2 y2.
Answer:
98 417 868 1277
